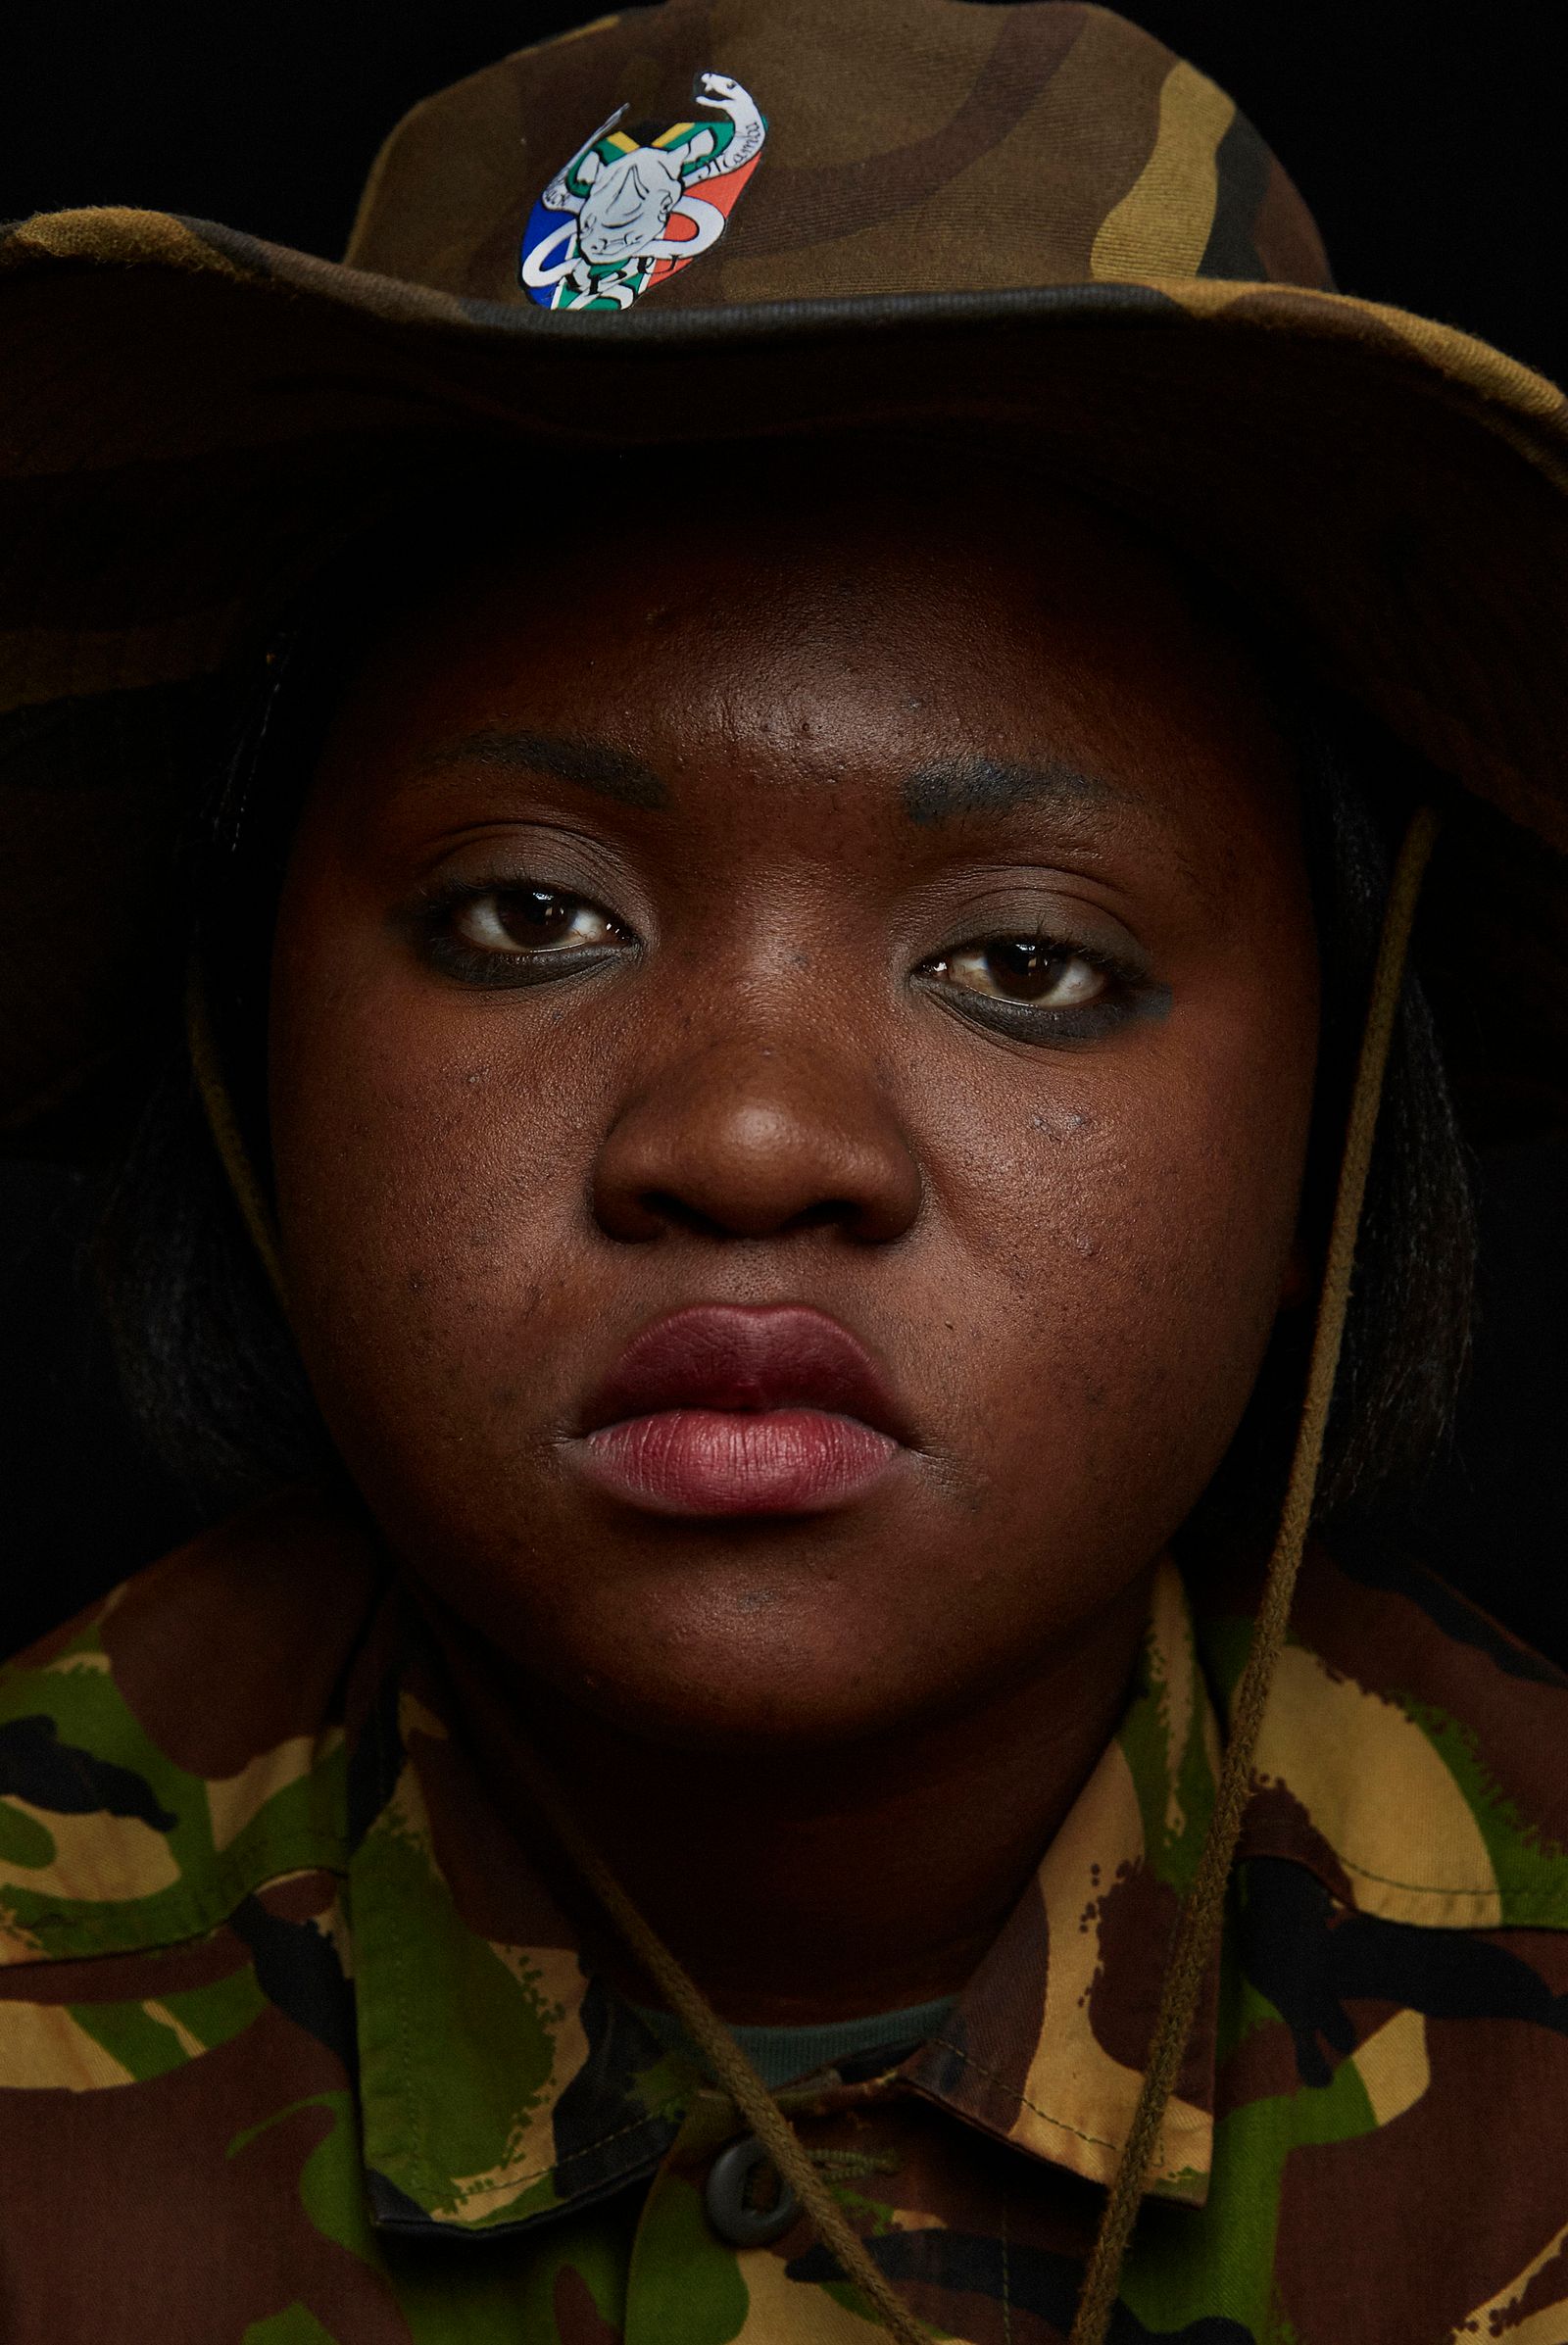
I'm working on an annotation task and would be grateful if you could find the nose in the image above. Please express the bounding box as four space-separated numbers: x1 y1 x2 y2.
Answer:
592 1039 922 1246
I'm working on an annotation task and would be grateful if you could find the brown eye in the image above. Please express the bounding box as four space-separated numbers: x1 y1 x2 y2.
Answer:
452 885 626 956
936 938 1108 1006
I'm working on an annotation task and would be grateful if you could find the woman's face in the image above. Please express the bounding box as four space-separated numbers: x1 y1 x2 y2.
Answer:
269 447 1318 1751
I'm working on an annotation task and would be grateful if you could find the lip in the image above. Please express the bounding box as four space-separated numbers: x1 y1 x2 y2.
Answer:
573 1303 912 1518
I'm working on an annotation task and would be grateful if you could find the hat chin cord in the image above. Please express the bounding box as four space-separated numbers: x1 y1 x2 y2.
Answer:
187 807 1439 2345
1067 801 1437 2345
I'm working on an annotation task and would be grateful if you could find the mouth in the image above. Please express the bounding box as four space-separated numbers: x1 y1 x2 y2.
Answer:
572 1303 912 1519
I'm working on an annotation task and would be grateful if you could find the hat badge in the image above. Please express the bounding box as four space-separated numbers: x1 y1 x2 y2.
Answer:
519 72 767 312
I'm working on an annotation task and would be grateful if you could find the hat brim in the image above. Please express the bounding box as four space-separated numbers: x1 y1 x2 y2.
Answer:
5 208 1568 1147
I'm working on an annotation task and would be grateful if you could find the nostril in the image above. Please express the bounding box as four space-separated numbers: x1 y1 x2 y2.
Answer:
785 1198 856 1234
631 1192 866 1241
635 1190 733 1240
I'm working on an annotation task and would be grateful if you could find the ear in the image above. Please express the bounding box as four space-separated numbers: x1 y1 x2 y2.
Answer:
579 150 602 185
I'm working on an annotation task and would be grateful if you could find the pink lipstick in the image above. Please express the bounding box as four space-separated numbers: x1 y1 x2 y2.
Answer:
574 1304 909 1517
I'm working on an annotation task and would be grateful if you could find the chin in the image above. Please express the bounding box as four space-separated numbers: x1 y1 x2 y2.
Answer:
560 1660 914 1758
495 1564 960 1756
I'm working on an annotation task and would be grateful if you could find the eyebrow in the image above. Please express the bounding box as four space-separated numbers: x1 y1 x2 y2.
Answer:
420 728 667 809
902 755 1115 826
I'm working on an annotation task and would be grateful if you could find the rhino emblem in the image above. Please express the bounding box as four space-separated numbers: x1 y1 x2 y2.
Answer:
520 72 767 312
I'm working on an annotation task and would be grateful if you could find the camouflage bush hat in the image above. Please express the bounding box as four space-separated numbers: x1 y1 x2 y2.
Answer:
4 0 1568 1148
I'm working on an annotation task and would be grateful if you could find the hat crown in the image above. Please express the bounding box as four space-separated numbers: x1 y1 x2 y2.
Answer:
346 0 1331 314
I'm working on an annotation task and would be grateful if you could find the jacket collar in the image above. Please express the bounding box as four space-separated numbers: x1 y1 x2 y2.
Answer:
9 1490 1568 2236
903 1559 1223 2205
347 1527 1568 2238
347 1557 1228 2234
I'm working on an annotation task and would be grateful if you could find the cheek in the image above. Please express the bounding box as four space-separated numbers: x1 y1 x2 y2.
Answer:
269 909 610 1450
913 1009 1314 1536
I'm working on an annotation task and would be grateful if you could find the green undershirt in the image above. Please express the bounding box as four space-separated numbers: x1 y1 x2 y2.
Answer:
630 1995 956 2090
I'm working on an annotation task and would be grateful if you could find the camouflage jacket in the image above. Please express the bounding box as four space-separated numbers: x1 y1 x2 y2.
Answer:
3 1490 1567 2344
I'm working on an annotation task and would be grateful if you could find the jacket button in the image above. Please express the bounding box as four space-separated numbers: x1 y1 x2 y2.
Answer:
704 2134 801 2246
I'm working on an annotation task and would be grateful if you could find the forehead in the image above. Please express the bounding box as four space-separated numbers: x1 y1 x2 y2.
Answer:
320 438 1297 838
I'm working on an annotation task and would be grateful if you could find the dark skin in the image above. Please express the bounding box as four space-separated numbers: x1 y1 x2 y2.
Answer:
269 445 1319 2023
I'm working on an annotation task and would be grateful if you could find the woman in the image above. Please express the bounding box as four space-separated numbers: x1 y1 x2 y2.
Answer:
1 4 1566 2340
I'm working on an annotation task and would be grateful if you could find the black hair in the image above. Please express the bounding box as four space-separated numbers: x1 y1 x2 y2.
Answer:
1215 685 1475 1534
93 489 1476 1532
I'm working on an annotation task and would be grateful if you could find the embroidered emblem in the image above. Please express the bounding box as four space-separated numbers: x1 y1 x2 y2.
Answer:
519 72 766 312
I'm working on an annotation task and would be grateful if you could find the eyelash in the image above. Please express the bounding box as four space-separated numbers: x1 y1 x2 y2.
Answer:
411 879 1157 1041
913 936 1150 1045
412 877 635 990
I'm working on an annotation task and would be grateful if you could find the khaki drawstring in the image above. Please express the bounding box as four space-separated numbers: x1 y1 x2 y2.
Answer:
1069 803 1440 2344
189 804 1439 2345
185 972 932 2337
508 1744 939 2345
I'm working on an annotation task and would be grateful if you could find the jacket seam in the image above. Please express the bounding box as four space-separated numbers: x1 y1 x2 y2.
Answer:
1333 1852 1568 1910
4 1834 351 1962
432 2101 688 2219
923 2037 1210 2156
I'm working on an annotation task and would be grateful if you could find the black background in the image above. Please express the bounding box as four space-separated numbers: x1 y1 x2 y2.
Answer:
2 1 1565 1658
